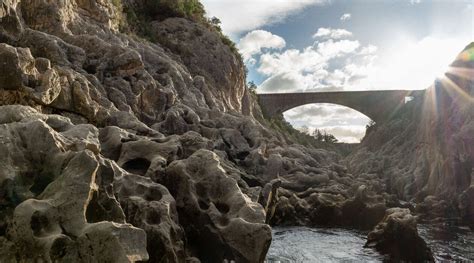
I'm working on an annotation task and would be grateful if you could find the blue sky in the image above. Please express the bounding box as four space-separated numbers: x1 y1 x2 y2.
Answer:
202 0 473 142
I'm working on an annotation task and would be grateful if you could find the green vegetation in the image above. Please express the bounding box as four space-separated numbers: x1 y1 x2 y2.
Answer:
247 81 258 96
206 15 241 60
312 129 338 143
118 0 242 61
268 114 339 148
141 0 206 22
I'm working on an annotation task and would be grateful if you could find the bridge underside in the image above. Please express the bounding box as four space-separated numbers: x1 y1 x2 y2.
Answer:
258 90 425 123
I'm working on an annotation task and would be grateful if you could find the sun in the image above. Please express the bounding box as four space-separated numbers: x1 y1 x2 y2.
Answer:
367 37 470 90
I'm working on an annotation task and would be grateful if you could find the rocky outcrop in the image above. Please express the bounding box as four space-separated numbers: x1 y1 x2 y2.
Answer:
0 0 352 261
158 149 271 262
347 43 474 223
152 18 247 113
0 105 148 262
365 208 434 262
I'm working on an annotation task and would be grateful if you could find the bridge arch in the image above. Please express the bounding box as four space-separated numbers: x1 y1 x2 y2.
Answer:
283 103 373 122
258 90 424 123
282 103 372 142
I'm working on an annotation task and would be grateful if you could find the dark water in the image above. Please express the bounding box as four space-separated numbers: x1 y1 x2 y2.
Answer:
418 223 474 261
267 225 474 262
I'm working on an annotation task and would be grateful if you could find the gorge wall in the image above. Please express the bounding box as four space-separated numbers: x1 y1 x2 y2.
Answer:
0 0 472 262
0 0 360 262
347 44 474 227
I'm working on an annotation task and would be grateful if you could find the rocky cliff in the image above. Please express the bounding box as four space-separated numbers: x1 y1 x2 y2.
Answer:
0 0 471 262
348 43 474 228
0 0 364 262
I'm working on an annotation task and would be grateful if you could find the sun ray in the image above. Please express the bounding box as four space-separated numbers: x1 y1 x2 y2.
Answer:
438 74 474 104
446 66 474 80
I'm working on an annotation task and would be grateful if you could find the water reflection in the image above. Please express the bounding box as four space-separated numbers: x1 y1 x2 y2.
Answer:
418 223 474 261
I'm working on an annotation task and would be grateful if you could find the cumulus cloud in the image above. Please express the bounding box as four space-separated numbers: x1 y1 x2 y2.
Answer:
201 0 329 36
312 28 353 39
237 30 286 63
316 39 360 57
256 36 374 94
284 104 362 120
258 47 324 76
340 13 352 21
258 72 306 93
283 104 370 143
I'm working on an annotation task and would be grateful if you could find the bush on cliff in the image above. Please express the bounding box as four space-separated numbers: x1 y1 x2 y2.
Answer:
120 0 242 61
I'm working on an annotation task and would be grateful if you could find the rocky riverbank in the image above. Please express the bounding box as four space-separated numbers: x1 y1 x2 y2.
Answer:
0 0 472 262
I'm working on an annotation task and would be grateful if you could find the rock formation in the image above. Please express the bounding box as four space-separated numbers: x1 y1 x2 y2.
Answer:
0 0 472 261
347 43 474 226
365 208 434 262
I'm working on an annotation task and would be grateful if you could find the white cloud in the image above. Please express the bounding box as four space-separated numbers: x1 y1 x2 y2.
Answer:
316 39 360 58
201 0 329 36
284 104 370 142
258 47 325 76
340 13 351 21
237 30 286 63
359 45 378 55
410 0 421 4
256 37 374 93
259 72 306 93
312 28 353 39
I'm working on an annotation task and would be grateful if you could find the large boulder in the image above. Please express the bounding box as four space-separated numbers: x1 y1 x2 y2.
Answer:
157 149 272 262
365 208 434 262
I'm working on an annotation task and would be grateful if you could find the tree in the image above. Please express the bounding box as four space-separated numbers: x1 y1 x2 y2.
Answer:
248 81 257 91
311 128 338 143
299 125 309 135
210 16 221 26
322 132 338 143
366 120 376 129
312 129 324 141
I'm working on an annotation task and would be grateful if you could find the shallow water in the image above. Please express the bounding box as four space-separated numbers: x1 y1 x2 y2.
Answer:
267 225 474 262
418 223 474 261
266 226 386 262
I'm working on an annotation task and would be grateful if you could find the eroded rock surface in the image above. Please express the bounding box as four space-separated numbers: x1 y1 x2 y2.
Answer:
0 0 472 261
0 0 288 261
0 106 148 262
348 43 474 225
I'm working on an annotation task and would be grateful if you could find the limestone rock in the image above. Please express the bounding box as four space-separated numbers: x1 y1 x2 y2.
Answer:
258 180 281 224
365 208 434 262
158 149 271 262
115 171 186 262
0 106 148 262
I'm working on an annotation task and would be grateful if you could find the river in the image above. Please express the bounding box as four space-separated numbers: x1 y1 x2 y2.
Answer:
266 224 473 262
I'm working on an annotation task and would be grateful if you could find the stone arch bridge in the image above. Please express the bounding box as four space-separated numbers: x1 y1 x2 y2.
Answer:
258 90 425 123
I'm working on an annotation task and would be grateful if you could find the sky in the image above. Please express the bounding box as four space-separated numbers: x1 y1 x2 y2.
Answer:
202 0 474 143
